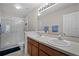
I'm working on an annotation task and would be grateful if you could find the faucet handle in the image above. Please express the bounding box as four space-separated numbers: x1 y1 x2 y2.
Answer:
59 33 65 36
62 33 66 36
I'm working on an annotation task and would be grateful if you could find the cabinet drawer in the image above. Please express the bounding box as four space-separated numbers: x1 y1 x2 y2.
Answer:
27 37 38 47
39 43 67 56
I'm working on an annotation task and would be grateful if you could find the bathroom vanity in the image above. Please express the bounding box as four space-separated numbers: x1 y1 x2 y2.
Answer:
27 37 68 56
25 32 79 56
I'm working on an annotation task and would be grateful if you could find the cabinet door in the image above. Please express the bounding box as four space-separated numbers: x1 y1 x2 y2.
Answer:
31 45 38 56
39 49 48 56
39 43 67 56
27 41 32 55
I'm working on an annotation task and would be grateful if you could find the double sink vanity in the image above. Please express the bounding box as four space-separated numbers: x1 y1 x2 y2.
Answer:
25 32 79 56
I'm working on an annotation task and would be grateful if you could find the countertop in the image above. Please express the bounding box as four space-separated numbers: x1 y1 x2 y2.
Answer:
25 31 79 56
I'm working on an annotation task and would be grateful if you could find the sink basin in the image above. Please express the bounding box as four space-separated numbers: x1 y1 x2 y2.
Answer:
40 35 56 40
48 38 71 47
31 32 71 47
40 35 71 47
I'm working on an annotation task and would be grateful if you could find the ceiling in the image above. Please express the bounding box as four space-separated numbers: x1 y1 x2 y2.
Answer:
0 3 44 17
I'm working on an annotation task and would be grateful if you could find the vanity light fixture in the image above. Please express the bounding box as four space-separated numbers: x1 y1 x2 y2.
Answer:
38 3 56 16
15 4 21 9
38 3 55 13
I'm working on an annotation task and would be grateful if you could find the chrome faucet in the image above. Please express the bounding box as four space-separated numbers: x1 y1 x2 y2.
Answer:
36 31 42 36
58 33 65 40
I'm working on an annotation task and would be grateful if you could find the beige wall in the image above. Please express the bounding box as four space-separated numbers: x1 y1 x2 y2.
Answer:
38 4 79 34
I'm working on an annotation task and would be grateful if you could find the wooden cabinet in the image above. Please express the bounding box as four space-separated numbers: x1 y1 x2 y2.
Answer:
39 43 67 56
39 49 48 56
31 45 38 56
27 41 32 55
27 37 68 56
27 37 38 56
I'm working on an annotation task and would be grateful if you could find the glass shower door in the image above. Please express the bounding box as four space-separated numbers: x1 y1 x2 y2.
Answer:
0 17 24 51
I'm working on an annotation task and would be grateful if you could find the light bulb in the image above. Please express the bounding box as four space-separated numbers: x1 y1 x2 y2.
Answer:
15 4 21 9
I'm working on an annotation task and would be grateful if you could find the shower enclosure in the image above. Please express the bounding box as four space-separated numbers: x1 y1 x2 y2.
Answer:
0 17 1 50
0 16 25 52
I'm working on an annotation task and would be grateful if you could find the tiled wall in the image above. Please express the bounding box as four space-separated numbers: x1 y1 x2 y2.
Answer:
25 8 38 31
